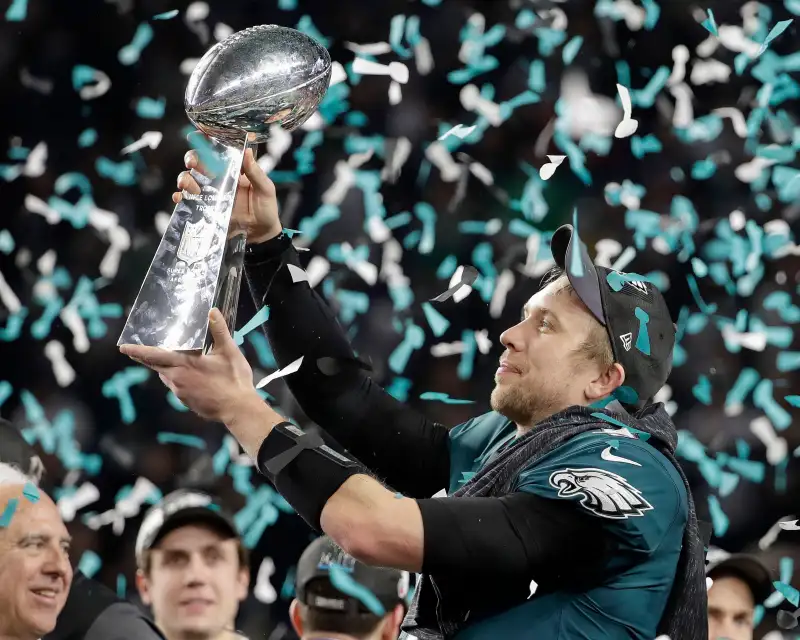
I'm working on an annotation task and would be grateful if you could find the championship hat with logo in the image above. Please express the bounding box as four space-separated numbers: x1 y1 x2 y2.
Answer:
706 548 773 603
550 223 676 408
0 418 46 483
135 489 239 566
296 536 410 617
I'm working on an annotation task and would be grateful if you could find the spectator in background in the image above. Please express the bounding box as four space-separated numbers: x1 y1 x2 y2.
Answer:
134 490 250 640
0 465 72 640
291 536 408 640
706 549 773 640
0 418 165 640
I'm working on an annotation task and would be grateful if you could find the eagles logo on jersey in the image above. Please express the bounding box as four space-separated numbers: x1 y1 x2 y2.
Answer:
548 467 653 519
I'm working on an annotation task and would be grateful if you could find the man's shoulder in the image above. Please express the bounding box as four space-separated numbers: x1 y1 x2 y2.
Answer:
85 602 165 640
515 429 687 532
449 411 511 441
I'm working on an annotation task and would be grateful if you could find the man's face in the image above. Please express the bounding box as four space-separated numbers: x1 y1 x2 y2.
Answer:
491 277 617 428
137 524 249 639
707 576 755 640
0 487 73 639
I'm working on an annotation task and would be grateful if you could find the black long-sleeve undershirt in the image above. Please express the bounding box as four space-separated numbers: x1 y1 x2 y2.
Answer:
243 234 451 499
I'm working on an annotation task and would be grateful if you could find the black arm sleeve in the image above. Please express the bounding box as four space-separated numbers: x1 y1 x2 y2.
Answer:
243 236 451 499
416 492 613 584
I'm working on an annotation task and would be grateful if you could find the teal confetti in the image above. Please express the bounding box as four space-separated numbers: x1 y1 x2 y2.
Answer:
686 275 718 314
235 305 270 346
281 566 297 600
631 135 662 159
296 15 332 48
95 157 137 186
419 392 474 405
774 581 800 607
753 379 792 431
701 9 718 36
0 230 14 254
157 433 206 449
388 323 424 374
708 495 729 537
77 550 102 578
775 457 788 494
0 498 18 527
457 329 476 380
5 0 27 21
568 210 584 278
166 391 189 413
386 377 412 402
777 352 800 372
116 574 127 598
22 483 39 503
78 128 97 148
725 368 760 409
421 302 450 337
634 307 651 355
692 375 712 405
118 23 154 65
726 457 765 483
135 97 166 119
278 0 298 8
153 9 179 19
562 36 583 65
101 368 150 424
328 564 386 616
786 396 800 408
242 502 279 549
757 19 794 56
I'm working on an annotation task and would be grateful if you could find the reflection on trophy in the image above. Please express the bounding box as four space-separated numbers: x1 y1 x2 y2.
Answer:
118 25 332 352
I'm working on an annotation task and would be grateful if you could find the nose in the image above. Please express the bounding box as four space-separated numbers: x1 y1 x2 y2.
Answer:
42 546 71 585
499 321 525 353
184 553 211 586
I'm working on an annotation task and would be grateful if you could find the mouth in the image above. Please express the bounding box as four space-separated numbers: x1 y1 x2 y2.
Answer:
30 588 61 604
179 598 215 609
496 362 521 376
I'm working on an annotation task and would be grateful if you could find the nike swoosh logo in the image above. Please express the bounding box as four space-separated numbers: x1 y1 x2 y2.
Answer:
601 447 642 466
600 427 636 438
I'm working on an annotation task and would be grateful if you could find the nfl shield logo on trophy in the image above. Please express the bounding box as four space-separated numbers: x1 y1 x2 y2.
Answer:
177 218 214 266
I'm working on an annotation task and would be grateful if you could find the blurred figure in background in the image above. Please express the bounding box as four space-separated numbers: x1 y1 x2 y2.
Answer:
0 465 72 640
290 536 408 640
134 490 250 640
706 549 773 640
0 419 165 640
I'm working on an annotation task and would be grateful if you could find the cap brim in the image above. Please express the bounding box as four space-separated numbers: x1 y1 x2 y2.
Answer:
550 224 606 325
148 507 238 551
708 555 773 603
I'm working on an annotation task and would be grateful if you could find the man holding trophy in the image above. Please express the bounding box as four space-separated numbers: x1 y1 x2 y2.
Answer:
121 24 706 640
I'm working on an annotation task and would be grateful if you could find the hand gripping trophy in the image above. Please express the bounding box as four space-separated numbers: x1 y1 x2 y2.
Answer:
118 25 331 352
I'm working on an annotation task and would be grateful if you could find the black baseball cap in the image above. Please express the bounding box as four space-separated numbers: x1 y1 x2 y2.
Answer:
550 224 676 408
0 418 46 483
135 489 240 567
706 550 773 603
296 536 410 617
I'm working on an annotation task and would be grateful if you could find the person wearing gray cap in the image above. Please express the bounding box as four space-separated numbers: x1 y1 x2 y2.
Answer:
706 549 773 640
0 418 165 640
134 489 250 640
290 536 408 640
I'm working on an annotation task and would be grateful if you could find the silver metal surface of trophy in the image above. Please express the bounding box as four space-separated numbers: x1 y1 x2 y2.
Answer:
118 25 331 353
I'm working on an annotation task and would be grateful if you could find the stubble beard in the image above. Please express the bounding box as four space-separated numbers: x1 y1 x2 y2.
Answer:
490 377 563 430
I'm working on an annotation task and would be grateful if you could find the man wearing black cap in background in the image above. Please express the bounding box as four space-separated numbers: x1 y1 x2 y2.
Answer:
134 489 250 640
706 549 773 640
0 418 165 640
125 158 709 639
290 536 407 640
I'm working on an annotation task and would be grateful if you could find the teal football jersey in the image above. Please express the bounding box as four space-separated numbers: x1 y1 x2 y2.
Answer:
445 411 688 639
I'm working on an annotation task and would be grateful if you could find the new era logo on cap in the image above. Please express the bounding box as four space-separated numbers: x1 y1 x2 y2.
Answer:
619 332 633 351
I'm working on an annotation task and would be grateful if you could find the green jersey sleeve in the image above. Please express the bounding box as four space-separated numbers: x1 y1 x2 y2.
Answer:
514 430 687 553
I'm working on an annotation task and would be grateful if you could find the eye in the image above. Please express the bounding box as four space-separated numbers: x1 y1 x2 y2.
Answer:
539 318 552 330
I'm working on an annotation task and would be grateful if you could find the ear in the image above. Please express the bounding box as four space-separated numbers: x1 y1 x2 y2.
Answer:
289 599 304 637
585 362 625 402
236 566 250 603
135 569 152 606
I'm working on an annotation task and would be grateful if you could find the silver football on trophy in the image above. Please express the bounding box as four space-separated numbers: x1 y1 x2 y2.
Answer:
185 25 332 145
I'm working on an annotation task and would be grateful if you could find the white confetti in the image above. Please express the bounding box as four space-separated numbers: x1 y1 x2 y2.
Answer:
430 341 466 357
706 577 714 590
721 325 768 352
213 22 234 42
121 131 163 154
749 416 788 466
0 270 21 313
734 156 776 183
19 68 54 94
305 256 330 289
438 124 477 141
256 356 304 389
614 84 638 138
44 340 76 387
690 59 732 85
667 45 689 86
351 58 409 84
489 269 514 319
468 162 494 187
460 84 502 127
179 58 200 75
61 306 90 354
528 579 538 599
474 329 492 355
713 107 749 137
77 68 111 100
594 238 623 267
414 37 434 75
254 557 278 604
329 61 348 87
58 482 100 522
286 263 309 284
389 80 402 105
610 246 636 272
425 142 463 182
759 516 797 550
539 155 566 180
343 41 392 55
24 142 48 178
381 137 412 183
779 520 800 531
669 83 694 129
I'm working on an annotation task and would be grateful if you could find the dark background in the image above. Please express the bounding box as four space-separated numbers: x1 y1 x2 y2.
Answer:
1 0 799 637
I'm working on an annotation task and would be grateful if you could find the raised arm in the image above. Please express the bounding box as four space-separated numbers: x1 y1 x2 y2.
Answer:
243 235 450 498
174 147 450 498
